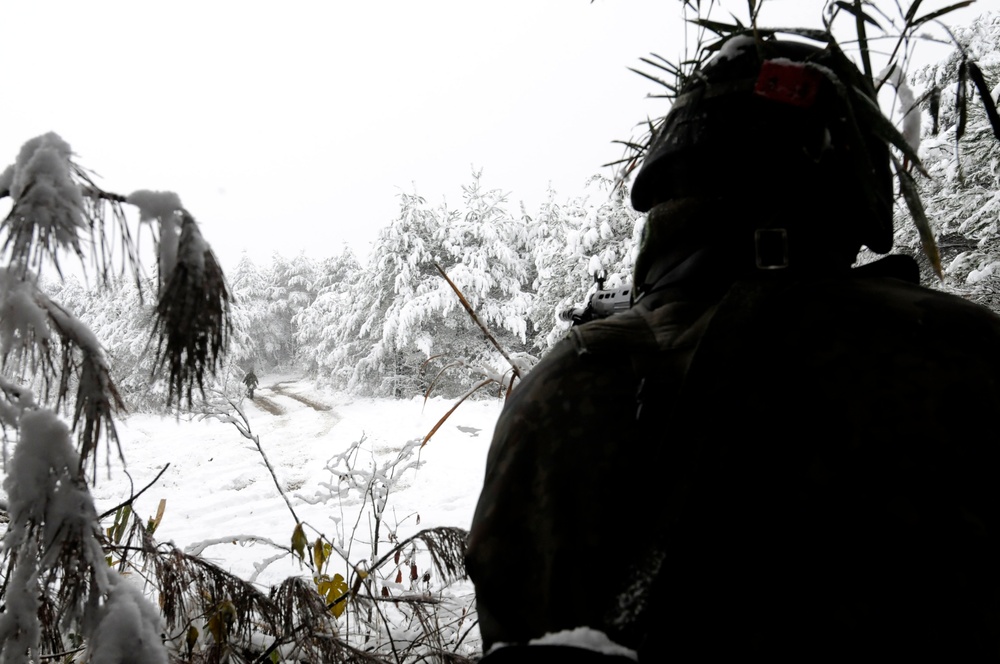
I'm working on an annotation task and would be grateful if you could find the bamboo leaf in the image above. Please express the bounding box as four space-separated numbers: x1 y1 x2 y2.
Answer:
610 140 651 152
967 61 1000 142
911 1 976 28
929 86 941 135
892 154 942 279
849 0 874 84
628 67 677 92
853 89 929 176
185 626 199 656
956 60 968 141
638 56 682 77
903 0 925 24
689 18 744 36
647 53 685 77
207 600 237 644
146 497 166 534
747 1 759 30
151 211 231 407
602 156 635 168
834 0 883 28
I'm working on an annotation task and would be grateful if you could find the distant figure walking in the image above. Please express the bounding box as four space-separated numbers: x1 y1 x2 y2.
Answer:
243 369 259 400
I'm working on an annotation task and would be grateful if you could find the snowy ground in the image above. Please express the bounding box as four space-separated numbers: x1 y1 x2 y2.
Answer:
1 376 503 654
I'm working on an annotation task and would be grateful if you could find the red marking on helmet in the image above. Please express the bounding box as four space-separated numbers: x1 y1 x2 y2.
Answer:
754 60 822 108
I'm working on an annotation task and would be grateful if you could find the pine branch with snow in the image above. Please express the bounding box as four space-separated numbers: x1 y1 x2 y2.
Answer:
0 410 115 663
0 270 124 466
148 211 231 406
0 131 233 662
0 133 87 277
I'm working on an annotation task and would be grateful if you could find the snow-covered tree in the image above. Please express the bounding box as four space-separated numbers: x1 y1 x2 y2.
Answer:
302 172 646 396
228 252 277 370
897 11 1000 307
294 246 362 377
266 252 317 368
336 189 442 396
422 170 534 391
328 173 538 397
529 176 644 349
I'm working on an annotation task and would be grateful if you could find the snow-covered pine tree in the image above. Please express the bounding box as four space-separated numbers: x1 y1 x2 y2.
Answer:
294 246 362 378
523 189 586 350
331 172 536 398
266 252 317 369
228 251 277 370
423 169 534 393
900 11 1000 308
529 176 644 349
336 189 440 396
0 133 230 662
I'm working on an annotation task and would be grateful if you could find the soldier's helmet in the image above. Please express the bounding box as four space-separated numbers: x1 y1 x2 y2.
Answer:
631 33 894 259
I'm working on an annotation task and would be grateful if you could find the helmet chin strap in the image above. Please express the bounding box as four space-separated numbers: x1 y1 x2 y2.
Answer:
633 197 863 303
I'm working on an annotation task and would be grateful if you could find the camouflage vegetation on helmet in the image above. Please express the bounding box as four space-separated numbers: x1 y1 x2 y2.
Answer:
631 32 895 258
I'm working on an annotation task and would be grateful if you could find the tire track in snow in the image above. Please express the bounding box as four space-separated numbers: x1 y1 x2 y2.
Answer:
251 396 285 415
270 384 332 411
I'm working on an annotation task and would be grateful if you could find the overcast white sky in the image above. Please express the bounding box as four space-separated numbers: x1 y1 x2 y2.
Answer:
0 0 993 273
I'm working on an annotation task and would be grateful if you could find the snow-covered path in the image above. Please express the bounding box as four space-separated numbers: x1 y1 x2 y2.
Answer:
7 381 503 594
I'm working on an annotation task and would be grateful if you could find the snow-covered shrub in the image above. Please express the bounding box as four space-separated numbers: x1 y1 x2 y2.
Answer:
0 133 231 662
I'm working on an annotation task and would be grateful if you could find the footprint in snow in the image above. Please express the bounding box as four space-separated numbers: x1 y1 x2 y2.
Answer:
457 426 481 437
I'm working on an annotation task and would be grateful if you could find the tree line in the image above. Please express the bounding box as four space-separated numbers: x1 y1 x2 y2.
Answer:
49 171 642 403
47 13 1000 407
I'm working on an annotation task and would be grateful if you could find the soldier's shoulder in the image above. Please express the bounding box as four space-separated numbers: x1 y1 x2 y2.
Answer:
757 274 1000 390
832 275 1000 337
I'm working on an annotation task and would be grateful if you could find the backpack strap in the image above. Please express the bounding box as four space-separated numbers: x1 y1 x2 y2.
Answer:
561 294 724 650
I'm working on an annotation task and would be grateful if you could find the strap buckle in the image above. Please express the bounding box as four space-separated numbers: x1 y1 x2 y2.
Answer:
755 228 789 270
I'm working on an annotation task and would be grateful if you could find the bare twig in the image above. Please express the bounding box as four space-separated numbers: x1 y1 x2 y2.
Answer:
433 263 521 382
39 646 86 661
207 399 301 524
97 463 171 521
421 379 494 448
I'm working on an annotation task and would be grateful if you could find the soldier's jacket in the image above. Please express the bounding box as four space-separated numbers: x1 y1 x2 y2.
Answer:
467 266 1000 660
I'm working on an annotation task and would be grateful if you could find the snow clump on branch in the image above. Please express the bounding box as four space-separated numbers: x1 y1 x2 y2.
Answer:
877 64 921 152
2 410 107 573
127 189 182 224
127 189 184 283
0 132 87 264
83 574 168 664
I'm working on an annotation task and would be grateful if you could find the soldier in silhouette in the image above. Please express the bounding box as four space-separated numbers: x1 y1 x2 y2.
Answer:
468 33 1000 661
242 369 259 400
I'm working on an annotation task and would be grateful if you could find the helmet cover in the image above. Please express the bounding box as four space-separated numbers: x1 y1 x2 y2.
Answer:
631 34 894 255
